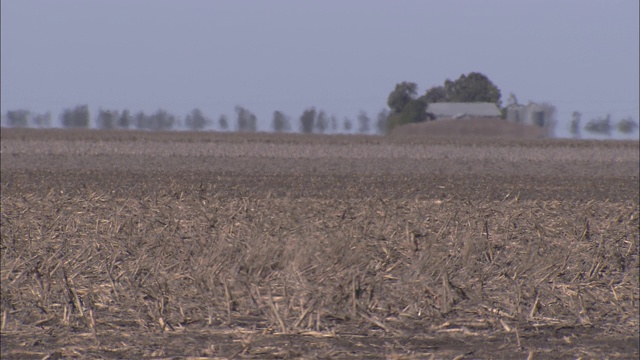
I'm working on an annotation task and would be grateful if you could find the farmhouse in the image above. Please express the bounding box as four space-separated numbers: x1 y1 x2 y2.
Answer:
426 102 501 120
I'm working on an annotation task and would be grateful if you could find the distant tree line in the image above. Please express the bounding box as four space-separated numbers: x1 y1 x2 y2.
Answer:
6 110 53 128
297 107 388 135
2 105 388 135
6 68 635 138
569 111 639 138
3 71 503 135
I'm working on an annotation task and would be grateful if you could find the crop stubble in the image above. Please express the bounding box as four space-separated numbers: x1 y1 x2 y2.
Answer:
1 128 639 359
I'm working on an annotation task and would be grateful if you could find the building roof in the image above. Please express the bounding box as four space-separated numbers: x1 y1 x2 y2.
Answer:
427 102 501 118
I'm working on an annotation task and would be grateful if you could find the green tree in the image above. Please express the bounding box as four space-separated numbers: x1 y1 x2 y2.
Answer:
218 114 229 130
506 92 519 107
185 108 209 131
146 109 175 131
584 114 612 136
32 112 52 128
134 111 147 130
330 115 338 132
387 99 427 130
97 109 119 129
387 82 418 113
422 85 447 104
61 105 90 128
569 111 581 138
6 110 30 127
118 110 132 129
343 117 353 132
357 111 370 133
375 109 389 134
235 106 257 132
272 110 291 132
386 81 432 132
443 72 502 106
300 107 316 133
616 117 638 134
316 110 328 134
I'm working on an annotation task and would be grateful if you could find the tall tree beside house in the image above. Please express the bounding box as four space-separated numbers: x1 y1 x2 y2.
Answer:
421 72 502 107
386 82 428 131
442 72 502 107
386 99 428 130
386 99 428 131
422 86 447 104
398 99 427 124
387 82 418 113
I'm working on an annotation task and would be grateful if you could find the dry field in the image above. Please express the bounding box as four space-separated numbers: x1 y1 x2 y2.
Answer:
389 117 548 139
1 128 639 359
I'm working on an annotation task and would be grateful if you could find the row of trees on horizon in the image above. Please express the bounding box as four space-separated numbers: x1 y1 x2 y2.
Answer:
3 71 638 137
569 112 638 138
2 106 389 134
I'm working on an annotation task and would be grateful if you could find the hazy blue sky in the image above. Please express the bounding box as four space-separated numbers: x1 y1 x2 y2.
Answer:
2 0 638 137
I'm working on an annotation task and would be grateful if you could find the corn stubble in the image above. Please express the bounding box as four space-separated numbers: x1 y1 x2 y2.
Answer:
0 129 638 359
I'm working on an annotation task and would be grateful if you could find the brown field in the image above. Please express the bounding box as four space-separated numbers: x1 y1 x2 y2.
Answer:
1 128 639 359
389 117 549 139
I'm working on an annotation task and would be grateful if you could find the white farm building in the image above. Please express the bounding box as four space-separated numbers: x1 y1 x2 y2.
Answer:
426 102 502 119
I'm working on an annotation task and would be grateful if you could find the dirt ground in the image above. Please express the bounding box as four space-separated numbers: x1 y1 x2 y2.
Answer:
1 128 639 359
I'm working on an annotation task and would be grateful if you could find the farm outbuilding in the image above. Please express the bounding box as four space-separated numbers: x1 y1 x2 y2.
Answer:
426 102 502 119
505 102 555 128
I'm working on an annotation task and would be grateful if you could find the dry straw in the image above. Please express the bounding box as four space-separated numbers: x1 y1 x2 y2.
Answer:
1 185 638 357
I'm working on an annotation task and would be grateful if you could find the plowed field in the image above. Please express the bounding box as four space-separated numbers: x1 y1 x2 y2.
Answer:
1 128 639 359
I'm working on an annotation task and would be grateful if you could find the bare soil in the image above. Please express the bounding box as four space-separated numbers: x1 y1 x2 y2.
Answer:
1 128 639 359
